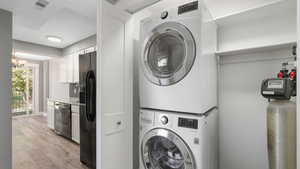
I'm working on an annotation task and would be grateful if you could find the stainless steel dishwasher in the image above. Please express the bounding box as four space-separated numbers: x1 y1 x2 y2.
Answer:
54 102 72 140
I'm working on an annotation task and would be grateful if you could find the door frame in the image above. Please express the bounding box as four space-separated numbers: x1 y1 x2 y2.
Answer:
24 63 39 115
97 1 132 169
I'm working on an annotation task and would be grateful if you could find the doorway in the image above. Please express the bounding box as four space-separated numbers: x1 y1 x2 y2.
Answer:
12 60 39 116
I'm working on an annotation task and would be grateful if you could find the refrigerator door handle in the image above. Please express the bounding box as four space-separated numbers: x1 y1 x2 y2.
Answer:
85 70 96 122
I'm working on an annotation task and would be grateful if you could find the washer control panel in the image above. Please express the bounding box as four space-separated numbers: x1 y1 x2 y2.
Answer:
178 117 198 129
178 1 198 15
160 116 169 125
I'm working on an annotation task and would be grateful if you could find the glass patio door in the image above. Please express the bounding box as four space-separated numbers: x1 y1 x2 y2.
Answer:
12 64 35 116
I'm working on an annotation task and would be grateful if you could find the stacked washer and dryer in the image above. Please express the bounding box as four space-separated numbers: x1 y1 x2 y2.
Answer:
139 1 218 169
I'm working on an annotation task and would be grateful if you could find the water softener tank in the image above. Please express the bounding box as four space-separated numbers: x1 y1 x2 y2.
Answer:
267 100 296 169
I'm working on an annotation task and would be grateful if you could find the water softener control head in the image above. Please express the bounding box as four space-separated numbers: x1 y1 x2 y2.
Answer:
261 78 295 100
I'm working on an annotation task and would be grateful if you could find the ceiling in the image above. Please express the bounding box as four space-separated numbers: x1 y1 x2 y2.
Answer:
0 0 281 49
111 0 280 18
0 0 97 48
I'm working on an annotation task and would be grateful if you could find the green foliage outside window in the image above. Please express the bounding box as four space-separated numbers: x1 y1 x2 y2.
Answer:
12 67 33 111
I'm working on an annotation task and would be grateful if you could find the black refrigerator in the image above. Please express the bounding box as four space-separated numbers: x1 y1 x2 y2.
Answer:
79 51 96 169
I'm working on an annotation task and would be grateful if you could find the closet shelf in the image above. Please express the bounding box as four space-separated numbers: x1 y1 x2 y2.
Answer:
216 41 296 57
214 0 296 27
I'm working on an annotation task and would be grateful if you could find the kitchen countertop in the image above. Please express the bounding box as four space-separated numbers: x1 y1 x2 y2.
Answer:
48 98 85 106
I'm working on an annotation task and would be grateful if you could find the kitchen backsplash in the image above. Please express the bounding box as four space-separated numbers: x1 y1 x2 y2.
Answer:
69 83 79 98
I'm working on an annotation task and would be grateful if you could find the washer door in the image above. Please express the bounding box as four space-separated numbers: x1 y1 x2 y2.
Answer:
141 128 196 169
142 22 196 86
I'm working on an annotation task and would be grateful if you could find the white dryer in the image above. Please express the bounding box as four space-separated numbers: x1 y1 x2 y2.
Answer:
139 109 218 169
139 0 217 114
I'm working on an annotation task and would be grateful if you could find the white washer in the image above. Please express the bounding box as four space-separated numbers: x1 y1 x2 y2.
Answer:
139 109 218 169
139 0 217 114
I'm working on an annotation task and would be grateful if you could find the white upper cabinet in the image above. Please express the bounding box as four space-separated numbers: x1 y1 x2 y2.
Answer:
58 57 68 83
58 54 73 83
67 54 74 83
73 52 80 83
58 53 80 83
57 47 96 83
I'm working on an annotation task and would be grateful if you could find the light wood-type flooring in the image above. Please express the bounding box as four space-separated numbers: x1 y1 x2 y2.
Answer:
13 115 89 169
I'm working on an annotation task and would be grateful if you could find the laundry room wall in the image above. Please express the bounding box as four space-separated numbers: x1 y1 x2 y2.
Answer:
13 40 62 58
217 0 297 169
219 48 295 169
0 8 12 169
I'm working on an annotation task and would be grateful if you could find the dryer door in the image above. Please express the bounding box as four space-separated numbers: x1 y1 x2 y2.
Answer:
142 22 196 86
141 128 196 169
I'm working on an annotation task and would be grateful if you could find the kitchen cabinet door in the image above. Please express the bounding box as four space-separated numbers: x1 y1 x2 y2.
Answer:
47 102 55 130
73 52 79 83
58 55 74 83
58 57 68 83
66 54 74 83
72 112 80 144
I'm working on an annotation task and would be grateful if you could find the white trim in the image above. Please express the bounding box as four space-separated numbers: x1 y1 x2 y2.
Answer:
33 64 39 114
216 41 296 57
125 17 134 169
97 1 133 168
25 63 40 114
96 0 102 168
12 113 44 119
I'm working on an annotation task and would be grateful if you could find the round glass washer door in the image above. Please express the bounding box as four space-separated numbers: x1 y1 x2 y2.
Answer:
142 22 196 86
141 128 196 169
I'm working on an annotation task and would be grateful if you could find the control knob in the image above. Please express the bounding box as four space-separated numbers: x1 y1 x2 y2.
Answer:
161 116 168 125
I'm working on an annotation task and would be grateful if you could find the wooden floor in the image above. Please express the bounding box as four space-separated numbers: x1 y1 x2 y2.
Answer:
13 115 89 169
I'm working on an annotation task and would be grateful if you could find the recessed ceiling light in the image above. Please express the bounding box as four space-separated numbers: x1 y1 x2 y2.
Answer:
47 36 62 43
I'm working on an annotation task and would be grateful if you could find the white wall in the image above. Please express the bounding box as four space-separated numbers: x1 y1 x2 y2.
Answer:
0 8 12 169
43 61 49 113
205 0 279 19
219 48 295 169
217 0 297 52
217 1 297 168
13 40 62 58
62 34 96 56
